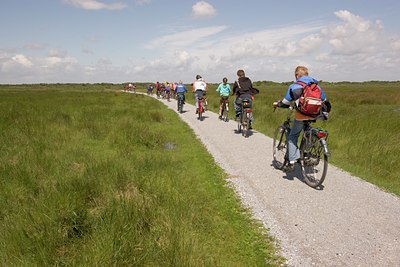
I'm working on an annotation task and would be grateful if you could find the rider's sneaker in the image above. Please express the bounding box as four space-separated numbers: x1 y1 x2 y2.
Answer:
218 115 222 120
283 164 295 173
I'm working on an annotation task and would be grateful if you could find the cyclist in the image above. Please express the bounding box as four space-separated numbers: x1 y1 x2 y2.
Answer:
273 66 330 172
159 83 166 98
165 83 171 101
175 80 187 110
147 83 154 95
216 77 231 119
232 69 258 128
192 74 207 114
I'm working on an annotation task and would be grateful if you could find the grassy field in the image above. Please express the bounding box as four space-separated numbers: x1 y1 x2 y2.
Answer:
1 81 399 265
200 81 400 196
0 84 284 266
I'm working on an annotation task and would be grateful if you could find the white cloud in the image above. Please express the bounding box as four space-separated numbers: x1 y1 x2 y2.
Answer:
63 0 127 10
323 10 384 55
135 0 152 5
192 1 216 19
12 54 33 68
145 26 228 49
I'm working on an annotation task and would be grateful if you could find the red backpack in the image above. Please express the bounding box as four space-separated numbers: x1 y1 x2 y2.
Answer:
296 81 323 116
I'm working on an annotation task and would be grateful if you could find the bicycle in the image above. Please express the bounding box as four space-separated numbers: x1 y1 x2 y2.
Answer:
197 97 205 121
166 91 171 102
177 93 185 114
219 96 229 122
237 98 252 138
272 106 330 188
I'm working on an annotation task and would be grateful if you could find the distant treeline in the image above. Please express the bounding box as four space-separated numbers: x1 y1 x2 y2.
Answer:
2 80 400 88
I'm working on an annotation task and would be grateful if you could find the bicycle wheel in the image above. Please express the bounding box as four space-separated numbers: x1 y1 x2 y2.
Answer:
300 135 328 188
223 102 229 122
242 113 249 137
198 101 203 121
273 126 287 169
178 99 183 113
237 115 242 133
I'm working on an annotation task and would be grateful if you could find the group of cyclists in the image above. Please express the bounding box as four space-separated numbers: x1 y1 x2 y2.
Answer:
183 70 260 126
144 66 331 173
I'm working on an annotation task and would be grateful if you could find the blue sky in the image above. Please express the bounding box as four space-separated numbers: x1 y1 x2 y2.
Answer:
1 0 400 84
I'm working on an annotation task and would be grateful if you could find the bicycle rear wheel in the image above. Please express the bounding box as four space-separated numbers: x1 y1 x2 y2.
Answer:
242 112 250 138
222 103 229 122
198 101 203 121
273 126 287 169
300 135 328 188
178 99 183 113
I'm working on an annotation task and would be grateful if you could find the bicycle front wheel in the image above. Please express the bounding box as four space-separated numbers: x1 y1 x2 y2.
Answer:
300 136 328 188
273 126 287 169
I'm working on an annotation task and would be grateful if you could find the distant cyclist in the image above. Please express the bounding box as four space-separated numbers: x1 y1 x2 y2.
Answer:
165 83 171 101
192 74 207 114
216 77 231 119
175 80 188 110
147 83 154 95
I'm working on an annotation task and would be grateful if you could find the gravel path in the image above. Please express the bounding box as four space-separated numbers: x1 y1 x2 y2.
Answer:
145 93 400 266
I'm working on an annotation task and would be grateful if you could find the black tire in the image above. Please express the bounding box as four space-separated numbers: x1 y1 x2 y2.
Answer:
273 126 287 169
198 103 203 121
178 100 183 113
300 135 328 188
222 103 229 122
242 113 250 137
237 119 242 133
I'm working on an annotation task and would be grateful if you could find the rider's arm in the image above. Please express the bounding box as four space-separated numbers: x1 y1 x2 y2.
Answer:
232 82 238 96
273 100 290 108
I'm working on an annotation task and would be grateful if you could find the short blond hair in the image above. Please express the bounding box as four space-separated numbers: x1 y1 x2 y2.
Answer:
295 66 309 79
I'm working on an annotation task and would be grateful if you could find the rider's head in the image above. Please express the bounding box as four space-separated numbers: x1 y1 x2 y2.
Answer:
295 66 309 79
222 77 228 84
196 74 202 80
237 69 245 78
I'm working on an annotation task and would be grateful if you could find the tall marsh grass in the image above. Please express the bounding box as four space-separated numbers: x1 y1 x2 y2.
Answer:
0 85 283 266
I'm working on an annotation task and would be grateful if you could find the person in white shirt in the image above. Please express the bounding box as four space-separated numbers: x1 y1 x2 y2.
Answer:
192 74 207 113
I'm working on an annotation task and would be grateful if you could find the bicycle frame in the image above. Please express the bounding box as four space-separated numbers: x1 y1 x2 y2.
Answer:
273 106 329 188
177 93 184 113
198 97 205 120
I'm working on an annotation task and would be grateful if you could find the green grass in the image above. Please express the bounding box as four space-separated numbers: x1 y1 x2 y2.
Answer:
202 81 400 196
0 85 283 266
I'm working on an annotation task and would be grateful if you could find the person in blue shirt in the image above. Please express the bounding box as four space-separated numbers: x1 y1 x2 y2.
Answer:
216 77 231 119
175 80 188 109
273 66 330 172
147 83 154 95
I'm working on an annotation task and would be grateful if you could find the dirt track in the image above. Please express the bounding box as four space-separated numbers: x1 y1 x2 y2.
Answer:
143 92 400 266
